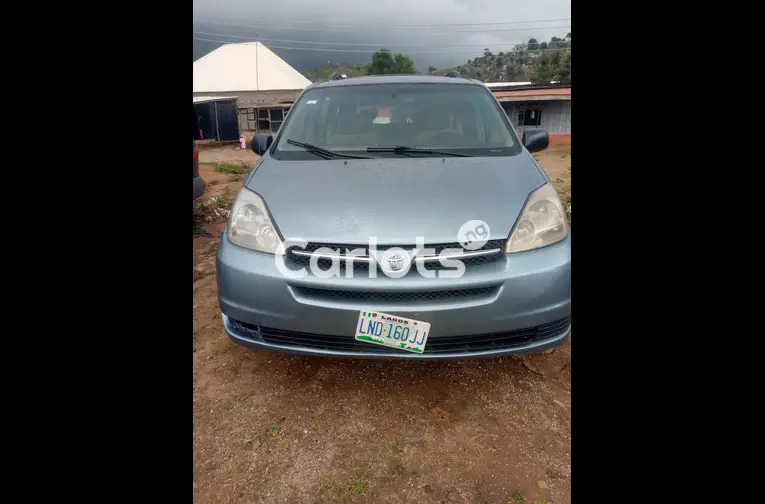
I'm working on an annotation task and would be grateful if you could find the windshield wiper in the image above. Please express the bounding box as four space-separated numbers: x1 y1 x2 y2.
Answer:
286 139 372 159
366 146 470 157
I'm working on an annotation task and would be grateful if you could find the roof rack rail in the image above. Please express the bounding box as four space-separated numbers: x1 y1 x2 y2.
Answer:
328 72 348 81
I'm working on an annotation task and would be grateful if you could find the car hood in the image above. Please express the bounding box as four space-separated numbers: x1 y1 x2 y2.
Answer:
247 153 547 245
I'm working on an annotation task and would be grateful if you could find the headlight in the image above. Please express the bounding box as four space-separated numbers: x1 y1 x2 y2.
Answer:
506 183 569 253
227 188 282 253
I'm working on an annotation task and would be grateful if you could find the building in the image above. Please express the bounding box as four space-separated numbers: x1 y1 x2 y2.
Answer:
486 82 571 138
192 96 239 142
193 42 312 135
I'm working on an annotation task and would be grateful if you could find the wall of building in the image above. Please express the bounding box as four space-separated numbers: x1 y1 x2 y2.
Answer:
194 89 302 134
193 89 303 109
538 100 571 134
193 90 304 135
501 100 571 135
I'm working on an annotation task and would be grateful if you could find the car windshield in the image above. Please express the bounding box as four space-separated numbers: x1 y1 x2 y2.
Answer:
272 83 521 159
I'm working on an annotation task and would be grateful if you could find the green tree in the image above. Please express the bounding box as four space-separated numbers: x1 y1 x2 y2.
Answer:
367 49 416 75
530 50 571 83
496 56 504 67
527 38 540 50
540 41 549 50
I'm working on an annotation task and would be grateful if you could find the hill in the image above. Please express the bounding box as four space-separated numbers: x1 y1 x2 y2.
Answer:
296 35 571 85
432 35 571 83
302 63 369 82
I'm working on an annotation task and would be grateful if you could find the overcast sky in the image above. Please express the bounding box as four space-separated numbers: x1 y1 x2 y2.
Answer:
193 0 571 71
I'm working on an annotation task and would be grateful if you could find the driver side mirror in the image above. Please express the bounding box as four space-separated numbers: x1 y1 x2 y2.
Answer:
521 129 550 153
252 134 274 156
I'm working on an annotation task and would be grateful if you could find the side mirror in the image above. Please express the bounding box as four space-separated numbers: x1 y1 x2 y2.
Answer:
252 134 274 156
521 129 550 153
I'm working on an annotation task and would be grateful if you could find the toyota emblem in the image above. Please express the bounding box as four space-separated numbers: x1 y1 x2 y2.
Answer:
380 249 410 273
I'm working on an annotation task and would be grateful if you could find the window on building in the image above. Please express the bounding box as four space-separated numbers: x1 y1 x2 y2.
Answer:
238 108 258 131
238 107 293 133
269 109 283 132
517 105 542 127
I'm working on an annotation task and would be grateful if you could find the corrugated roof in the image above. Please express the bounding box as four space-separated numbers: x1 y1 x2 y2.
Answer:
484 81 532 88
193 42 312 93
493 88 571 99
193 96 238 104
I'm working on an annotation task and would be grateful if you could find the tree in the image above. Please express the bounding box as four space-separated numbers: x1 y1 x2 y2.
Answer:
427 65 437 73
540 41 549 50
483 48 493 57
496 56 504 67
527 38 540 50
566 32 571 39
367 49 416 75
530 50 571 83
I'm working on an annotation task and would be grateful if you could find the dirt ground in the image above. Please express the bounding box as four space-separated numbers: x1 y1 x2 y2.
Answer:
199 144 262 166
193 144 572 504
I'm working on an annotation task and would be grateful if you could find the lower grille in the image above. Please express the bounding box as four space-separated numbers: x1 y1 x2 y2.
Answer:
232 317 570 354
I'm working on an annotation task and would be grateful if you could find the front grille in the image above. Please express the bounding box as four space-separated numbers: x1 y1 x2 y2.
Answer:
297 240 505 255
286 239 505 273
231 317 570 354
292 286 499 303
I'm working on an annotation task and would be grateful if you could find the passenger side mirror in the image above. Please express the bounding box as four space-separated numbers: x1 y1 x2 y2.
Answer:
252 134 274 156
521 129 550 153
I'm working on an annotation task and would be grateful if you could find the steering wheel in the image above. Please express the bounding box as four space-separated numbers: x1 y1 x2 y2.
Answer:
422 130 467 147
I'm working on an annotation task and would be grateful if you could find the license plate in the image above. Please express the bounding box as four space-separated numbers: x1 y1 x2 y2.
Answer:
354 310 431 354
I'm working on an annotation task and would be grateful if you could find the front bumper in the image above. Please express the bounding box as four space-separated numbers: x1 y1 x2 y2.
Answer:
216 233 571 359
193 175 207 201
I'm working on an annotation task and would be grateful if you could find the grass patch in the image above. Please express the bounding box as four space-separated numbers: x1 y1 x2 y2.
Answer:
213 162 250 175
546 468 564 480
318 473 369 499
392 440 405 453
510 490 525 503
193 190 234 232
266 424 280 436
339 474 368 496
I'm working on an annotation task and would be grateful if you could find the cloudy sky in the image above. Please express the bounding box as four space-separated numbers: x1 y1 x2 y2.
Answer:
193 0 571 71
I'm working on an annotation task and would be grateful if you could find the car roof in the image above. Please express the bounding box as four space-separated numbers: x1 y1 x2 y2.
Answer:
308 74 484 89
